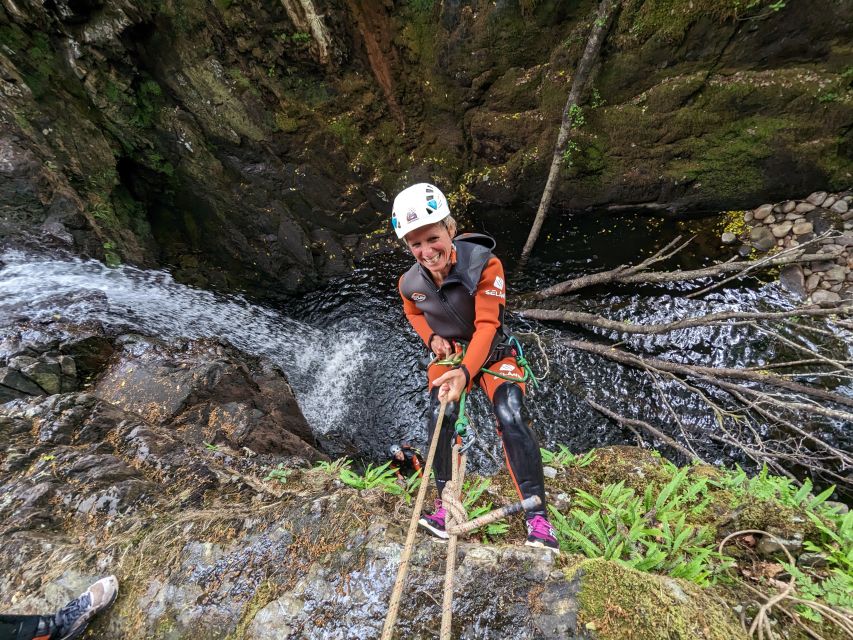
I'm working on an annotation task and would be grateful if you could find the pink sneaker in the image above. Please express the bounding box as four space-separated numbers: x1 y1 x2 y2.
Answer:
418 500 449 540
525 514 559 553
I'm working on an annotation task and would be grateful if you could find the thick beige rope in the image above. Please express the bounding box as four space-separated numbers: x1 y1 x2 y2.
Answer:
380 400 447 640
440 443 467 640
382 402 543 639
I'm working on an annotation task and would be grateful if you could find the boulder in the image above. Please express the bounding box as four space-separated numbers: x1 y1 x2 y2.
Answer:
806 191 827 206
835 231 853 247
805 273 821 291
0 367 45 399
792 222 813 235
779 265 806 299
753 204 773 220
809 260 836 273
823 266 847 283
818 244 844 257
830 200 849 214
798 552 828 568
94 335 325 459
771 221 793 238
811 290 842 305
756 530 803 557
749 226 776 252
805 209 842 234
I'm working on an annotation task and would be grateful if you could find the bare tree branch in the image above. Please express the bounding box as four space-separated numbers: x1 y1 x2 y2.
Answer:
520 306 851 335
585 398 702 462
562 338 853 411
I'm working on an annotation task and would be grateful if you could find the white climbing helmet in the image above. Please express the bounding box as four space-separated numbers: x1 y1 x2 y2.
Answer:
391 183 451 239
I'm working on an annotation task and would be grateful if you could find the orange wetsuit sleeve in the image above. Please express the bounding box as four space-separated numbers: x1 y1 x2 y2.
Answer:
399 274 435 348
461 257 505 380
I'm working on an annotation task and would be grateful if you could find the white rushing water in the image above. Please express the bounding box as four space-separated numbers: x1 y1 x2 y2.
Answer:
0 249 369 433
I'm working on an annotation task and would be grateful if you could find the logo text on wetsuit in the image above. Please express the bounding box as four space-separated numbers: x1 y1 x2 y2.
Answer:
484 289 506 298
411 292 426 302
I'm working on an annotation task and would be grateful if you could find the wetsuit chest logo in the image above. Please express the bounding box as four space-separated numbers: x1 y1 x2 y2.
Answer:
411 292 426 302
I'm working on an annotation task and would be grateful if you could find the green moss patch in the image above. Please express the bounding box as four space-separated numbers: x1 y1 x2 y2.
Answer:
574 558 747 640
617 0 787 44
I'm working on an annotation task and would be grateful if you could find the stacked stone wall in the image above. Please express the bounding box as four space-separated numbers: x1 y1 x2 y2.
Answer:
723 191 853 304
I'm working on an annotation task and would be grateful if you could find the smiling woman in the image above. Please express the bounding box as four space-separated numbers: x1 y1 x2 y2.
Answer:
392 182 560 552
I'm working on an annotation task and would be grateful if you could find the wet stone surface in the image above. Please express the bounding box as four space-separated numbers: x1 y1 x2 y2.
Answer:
0 320 766 639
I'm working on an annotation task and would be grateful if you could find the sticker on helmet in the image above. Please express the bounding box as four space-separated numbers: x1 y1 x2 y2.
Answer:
411 292 426 302
406 208 418 222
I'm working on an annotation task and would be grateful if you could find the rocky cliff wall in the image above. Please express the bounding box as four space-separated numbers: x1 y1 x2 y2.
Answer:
0 0 850 295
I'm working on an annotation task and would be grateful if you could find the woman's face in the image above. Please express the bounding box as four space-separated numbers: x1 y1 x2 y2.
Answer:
405 222 454 279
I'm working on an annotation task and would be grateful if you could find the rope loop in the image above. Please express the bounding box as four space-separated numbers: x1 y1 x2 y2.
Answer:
441 480 467 527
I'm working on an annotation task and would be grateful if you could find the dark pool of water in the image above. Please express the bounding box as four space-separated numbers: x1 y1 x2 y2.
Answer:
276 208 851 484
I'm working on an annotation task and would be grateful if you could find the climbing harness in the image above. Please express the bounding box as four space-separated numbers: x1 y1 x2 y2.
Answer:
432 334 543 389
480 335 540 389
453 390 477 454
380 396 541 640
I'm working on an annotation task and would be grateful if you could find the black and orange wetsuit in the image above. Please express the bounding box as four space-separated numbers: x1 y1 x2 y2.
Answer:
390 445 424 479
398 233 547 515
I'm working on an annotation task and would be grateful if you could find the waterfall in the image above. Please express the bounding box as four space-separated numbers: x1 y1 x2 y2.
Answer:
0 249 369 433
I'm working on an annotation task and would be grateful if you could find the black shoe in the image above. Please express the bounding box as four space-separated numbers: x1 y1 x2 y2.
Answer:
55 575 119 640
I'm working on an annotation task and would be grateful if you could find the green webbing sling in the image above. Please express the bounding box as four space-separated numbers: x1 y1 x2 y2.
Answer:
433 335 539 390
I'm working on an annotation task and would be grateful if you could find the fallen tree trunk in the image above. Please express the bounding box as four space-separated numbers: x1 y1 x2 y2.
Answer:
521 305 850 335
528 233 836 299
519 0 619 263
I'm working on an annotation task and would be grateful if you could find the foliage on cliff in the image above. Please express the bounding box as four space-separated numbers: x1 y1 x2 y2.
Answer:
1 0 850 294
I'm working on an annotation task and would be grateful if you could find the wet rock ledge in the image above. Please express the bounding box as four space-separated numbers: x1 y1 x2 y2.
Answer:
722 190 853 304
0 321 836 639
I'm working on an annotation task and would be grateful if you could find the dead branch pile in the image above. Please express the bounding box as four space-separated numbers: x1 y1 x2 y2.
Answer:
517 236 853 490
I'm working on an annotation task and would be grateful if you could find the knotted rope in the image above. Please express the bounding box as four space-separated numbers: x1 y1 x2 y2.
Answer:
381 397 542 639
439 442 467 639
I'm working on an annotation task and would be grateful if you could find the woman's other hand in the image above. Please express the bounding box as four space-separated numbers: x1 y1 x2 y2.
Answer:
430 335 454 359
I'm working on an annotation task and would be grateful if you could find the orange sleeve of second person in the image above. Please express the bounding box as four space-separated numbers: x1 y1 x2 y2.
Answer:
399 274 435 349
461 257 505 381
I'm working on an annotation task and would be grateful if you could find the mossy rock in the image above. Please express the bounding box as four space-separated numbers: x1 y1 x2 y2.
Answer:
562 445 672 495
571 558 747 640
